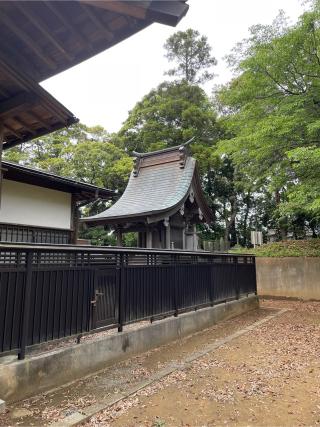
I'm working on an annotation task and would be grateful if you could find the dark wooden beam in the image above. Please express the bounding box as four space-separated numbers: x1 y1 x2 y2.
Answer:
4 124 22 139
12 117 36 136
70 194 79 244
116 226 123 246
0 56 73 125
27 111 51 130
0 9 57 71
0 92 35 120
2 120 75 150
80 1 149 19
0 60 29 93
0 122 4 158
80 4 114 42
15 4 74 62
0 43 43 83
0 87 10 98
80 1 189 26
0 56 77 137
0 122 4 207
146 1 189 26
45 2 94 53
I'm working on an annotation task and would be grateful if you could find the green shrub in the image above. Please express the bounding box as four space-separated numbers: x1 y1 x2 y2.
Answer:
230 239 320 257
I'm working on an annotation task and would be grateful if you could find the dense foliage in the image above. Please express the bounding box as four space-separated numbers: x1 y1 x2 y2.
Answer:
217 3 320 238
231 239 320 257
5 124 132 193
118 81 221 153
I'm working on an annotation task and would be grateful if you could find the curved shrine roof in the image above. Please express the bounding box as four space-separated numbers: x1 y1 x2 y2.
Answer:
83 145 212 224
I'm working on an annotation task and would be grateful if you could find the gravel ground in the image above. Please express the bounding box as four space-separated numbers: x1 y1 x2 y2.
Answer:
1 299 319 427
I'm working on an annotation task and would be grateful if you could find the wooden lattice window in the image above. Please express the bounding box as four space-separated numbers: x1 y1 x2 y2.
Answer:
0 223 71 244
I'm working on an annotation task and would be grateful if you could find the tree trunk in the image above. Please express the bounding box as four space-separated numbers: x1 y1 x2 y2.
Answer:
275 189 287 240
242 193 251 246
224 199 237 246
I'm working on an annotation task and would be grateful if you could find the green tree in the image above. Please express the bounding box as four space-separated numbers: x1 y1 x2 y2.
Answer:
164 28 217 84
4 123 132 193
79 227 137 247
217 4 320 237
118 81 221 153
281 147 320 221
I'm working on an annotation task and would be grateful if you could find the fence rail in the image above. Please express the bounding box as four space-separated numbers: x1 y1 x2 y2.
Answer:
0 243 256 359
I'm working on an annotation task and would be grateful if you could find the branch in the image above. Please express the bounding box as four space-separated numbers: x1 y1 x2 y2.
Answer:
261 67 305 95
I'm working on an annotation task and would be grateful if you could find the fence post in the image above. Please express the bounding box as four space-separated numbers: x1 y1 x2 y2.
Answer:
253 256 257 295
172 254 178 317
235 257 240 300
90 269 97 331
209 263 214 306
18 250 33 360
118 253 124 332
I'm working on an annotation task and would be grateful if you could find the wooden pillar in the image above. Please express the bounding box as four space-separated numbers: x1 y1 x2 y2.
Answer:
146 228 153 248
164 217 171 249
161 227 166 249
182 223 186 250
0 122 3 162
138 231 146 248
0 122 4 208
70 194 79 244
116 227 123 246
140 231 146 248
193 224 198 251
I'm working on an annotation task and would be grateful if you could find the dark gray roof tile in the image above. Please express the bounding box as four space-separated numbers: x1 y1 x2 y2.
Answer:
83 144 212 224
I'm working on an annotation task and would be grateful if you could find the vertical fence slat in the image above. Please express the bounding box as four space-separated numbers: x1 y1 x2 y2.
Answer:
18 251 33 360
118 263 124 332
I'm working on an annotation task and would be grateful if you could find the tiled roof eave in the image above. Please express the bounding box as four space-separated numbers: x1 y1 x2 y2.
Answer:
80 189 191 224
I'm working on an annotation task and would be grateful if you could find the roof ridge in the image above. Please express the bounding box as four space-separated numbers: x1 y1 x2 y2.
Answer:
132 144 184 159
131 137 195 159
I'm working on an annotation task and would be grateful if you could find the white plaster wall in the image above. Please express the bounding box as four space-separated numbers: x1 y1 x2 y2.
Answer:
0 179 72 229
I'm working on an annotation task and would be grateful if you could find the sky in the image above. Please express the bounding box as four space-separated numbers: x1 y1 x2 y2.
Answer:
41 0 307 133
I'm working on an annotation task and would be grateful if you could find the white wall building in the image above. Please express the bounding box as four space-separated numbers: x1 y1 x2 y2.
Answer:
0 161 113 244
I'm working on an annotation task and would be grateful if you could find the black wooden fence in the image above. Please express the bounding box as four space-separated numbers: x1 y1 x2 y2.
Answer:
0 244 256 359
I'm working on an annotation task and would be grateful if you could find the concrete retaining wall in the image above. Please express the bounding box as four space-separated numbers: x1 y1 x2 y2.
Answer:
256 257 320 300
0 295 258 402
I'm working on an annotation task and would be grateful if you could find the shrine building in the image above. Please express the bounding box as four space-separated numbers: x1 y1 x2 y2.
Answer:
82 144 213 250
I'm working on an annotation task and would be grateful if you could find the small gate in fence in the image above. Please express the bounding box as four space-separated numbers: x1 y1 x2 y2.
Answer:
93 267 119 329
0 244 257 359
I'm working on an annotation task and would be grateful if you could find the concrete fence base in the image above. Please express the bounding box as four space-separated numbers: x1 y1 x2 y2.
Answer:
256 257 320 301
0 295 258 403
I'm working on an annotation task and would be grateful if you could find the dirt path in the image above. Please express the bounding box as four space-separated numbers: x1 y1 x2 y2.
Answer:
0 306 271 426
1 300 319 426
86 300 320 427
